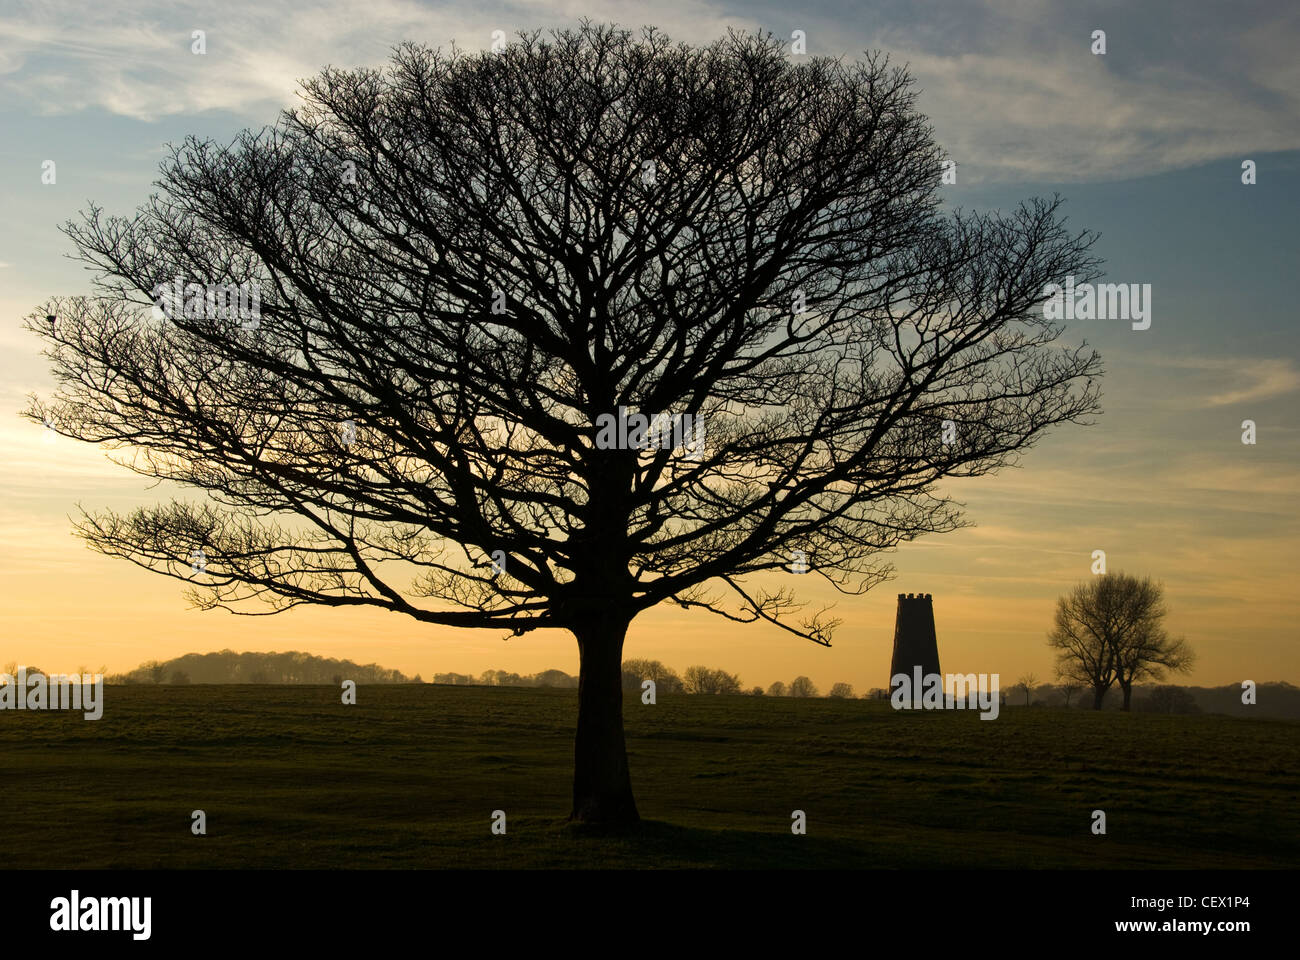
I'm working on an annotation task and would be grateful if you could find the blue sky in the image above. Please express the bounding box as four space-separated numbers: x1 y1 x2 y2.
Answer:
0 0 1296 688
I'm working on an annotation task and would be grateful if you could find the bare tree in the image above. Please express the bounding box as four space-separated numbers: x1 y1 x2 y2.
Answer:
1111 587 1194 712
1059 681 1080 707
828 682 855 698
682 666 742 694
622 658 683 694
27 24 1102 823
1015 672 1038 706
788 676 819 698
1048 573 1193 712
1049 582 1121 711
766 681 787 697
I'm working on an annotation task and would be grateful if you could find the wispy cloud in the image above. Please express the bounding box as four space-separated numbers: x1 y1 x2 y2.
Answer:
1152 355 1300 406
0 0 1295 181
1204 358 1300 406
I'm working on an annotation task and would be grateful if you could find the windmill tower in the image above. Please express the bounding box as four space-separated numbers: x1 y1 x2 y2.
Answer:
889 593 941 698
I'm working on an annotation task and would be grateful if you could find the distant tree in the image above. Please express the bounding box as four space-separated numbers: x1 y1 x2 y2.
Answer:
144 660 166 684
533 669 577 689
865 687 889 700
412 674 424 684
1015 673 1038 706
1143 685 1200 715
1048 573 1194 711
766 681 787 697
682 666 742 695
622 659 684 694
788 676 818 698
1051 620 1117 712
170 670 191 685
1059 681 1080 707
434 672 477 685
3 661 16 676
682 667 710 693
749 686 764 696
714 670 743 695
828 682 854 699
331 673 343 686
1111 603 1194 712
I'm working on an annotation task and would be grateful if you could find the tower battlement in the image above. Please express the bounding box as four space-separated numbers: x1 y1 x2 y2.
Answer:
890 592 940 689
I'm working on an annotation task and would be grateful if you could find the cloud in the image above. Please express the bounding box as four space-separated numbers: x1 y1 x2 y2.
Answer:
1204 358 1300 406
849 0 1300 182
0 0 741 122
0 0 1294 181
1152 356 1300 407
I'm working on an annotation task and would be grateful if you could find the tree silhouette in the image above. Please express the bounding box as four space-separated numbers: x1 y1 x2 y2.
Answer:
1048 572 1193 711
1143 685 1200 715
27 24 1101 823
1015 672 1038 706
621 658 683 694
682 665 742 694
788 676 819 698
1107 578 1194 710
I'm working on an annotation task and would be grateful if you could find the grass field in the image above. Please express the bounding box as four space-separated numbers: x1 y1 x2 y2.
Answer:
1 684 1296 869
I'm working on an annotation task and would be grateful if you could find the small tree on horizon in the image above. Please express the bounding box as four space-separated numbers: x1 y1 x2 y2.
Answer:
788 676 819 698
1015 672 1038 706
682 666 742 695
622 658 684 694
1048 572 1193 711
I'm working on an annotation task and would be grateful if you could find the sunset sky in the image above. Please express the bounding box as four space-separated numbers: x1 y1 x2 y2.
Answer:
1 0 1297 692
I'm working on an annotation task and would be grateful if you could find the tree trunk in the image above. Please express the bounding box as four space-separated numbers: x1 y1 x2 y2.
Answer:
570 612 639 824
1120 683 1132 711
1092 685 1107 710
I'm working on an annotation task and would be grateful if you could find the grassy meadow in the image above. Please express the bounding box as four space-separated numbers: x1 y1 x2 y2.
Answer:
1 684 1296 869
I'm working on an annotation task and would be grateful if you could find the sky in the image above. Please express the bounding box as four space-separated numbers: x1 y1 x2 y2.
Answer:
0 0 1297 691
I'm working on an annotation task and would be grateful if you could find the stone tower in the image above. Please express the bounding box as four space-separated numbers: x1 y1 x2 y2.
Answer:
889 593 940 689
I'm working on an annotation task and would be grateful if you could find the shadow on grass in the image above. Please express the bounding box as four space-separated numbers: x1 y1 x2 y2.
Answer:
561 818 867 868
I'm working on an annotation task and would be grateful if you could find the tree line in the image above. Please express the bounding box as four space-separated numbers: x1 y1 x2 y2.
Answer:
106 650 412 685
